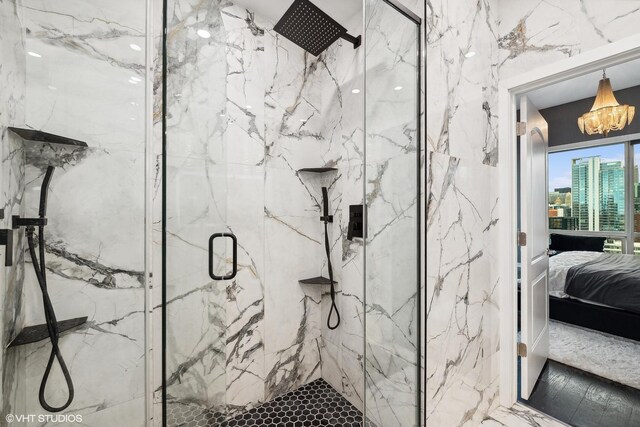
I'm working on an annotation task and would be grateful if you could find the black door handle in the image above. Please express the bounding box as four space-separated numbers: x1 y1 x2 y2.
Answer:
208 233 237 280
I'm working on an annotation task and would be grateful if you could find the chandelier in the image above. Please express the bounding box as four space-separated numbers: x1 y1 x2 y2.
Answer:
577 71 635 136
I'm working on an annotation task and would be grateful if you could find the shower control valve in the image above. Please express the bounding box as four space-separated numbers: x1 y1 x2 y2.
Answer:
0 229 13 266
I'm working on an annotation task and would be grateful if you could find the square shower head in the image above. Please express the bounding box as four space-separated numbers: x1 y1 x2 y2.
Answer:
273 0 348 57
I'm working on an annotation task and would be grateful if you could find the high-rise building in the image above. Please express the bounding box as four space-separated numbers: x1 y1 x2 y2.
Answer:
569 156 625 232
599 161 625 231
572 157 600 231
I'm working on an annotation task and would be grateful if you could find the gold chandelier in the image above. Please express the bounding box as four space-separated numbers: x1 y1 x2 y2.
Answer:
577 71 635 136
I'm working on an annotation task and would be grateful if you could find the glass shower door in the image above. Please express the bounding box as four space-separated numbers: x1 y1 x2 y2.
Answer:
163 3 230 422
164 154 230 423
364 1 421 426
163 2 266 424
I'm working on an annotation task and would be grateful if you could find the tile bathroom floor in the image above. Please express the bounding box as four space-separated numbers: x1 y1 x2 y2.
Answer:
167 378 372 426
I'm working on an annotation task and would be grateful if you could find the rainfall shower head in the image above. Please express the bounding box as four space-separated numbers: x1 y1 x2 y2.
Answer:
274 0 361 57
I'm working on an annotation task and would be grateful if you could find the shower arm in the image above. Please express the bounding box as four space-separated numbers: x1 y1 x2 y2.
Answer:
340 33 361 50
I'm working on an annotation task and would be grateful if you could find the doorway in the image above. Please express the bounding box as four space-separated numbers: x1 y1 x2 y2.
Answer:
499 35 640 425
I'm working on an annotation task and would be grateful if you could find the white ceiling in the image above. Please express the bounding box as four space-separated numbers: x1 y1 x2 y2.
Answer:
232 0 361 28
526 57 640 110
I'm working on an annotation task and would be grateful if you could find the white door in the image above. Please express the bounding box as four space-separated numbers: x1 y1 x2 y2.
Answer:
519 95 550 400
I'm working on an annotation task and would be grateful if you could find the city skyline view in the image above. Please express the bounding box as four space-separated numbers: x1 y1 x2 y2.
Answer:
548 144 627 191
548 142 640 254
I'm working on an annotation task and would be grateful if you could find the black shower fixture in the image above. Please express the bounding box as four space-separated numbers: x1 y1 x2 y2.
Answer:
13 166 83 412
274 0 361 57
321 186 340 330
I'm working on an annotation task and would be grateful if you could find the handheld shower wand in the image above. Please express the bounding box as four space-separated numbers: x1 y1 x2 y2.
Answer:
19 166 75 412
321 187 340 330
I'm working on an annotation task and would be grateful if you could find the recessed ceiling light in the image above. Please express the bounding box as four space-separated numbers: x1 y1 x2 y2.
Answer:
129 43 142 51
352 89 361 94
47 85 57 91
394 86 403 91
465 51 476 58
197 29 211 39
28 51 42 58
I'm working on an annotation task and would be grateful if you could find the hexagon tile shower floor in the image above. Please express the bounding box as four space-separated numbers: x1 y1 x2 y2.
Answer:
166 378 376 426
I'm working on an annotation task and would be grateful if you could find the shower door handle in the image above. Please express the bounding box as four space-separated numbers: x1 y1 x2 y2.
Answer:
208 233 237 281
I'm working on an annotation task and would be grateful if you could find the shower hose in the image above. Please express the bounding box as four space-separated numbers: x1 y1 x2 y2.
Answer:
324 220 340 330
26 166 75 412
322 187 340 330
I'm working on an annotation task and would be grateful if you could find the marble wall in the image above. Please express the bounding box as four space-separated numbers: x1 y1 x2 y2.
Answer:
8 0 149 424
0 0 27 420
425 0 501 424
425 0 640 426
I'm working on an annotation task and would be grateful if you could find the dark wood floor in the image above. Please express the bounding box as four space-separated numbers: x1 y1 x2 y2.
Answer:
521 360 640 427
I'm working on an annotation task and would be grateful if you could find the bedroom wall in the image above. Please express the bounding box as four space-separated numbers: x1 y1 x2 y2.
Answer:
540 85 640 147
426 0 640 425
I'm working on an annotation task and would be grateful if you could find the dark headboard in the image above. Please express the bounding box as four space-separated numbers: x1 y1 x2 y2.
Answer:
549 233 606 252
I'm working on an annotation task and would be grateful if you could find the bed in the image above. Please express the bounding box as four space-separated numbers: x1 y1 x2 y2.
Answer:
547 234 640 341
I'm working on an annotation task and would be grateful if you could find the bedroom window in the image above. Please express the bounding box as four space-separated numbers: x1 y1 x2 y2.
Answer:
549 141 639 255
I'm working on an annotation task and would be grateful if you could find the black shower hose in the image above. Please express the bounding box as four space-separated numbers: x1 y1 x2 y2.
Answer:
26 227 74 412
324 220 340 330
24 165 74 413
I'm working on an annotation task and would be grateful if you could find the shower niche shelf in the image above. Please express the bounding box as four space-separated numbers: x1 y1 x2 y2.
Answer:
299 276 337 286
298 167 337 174
8 316 88 348
8 127 89 148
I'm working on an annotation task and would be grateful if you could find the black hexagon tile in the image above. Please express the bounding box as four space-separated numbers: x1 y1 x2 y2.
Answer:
166 378 376 426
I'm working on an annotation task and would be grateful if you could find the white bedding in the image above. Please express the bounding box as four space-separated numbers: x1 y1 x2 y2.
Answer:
548 251 604 298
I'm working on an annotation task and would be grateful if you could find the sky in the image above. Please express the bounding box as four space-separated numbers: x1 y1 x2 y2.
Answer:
548 144 639 191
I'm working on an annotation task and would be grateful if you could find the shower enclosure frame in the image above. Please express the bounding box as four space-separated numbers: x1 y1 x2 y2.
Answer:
361 1 423 425
159 0 424 425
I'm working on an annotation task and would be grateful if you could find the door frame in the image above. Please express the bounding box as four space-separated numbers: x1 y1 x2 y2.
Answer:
498 34 640 408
